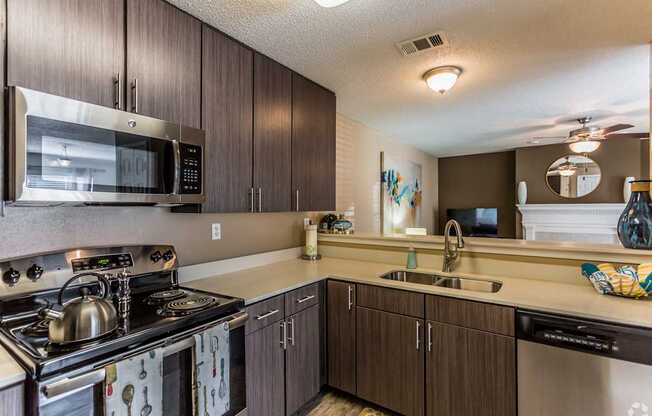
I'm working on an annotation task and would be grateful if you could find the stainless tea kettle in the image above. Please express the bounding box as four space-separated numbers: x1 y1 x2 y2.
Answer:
41 273 118 344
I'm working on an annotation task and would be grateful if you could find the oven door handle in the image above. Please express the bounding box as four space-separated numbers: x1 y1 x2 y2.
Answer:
42 368 106 399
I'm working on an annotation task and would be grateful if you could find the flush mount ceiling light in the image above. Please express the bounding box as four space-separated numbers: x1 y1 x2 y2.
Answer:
313 0 351 7
423 66 462 94
569 140 601 154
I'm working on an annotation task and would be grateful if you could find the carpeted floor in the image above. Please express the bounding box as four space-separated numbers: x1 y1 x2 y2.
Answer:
307 392 391 416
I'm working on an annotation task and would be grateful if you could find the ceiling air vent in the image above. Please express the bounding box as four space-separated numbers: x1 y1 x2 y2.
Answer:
396 32 448 57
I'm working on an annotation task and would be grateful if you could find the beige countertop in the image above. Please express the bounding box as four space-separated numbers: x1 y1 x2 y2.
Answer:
318 232 652 264
185 257 652 329
0 344 25 389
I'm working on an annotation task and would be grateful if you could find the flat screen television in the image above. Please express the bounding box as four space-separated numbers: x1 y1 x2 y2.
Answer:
446 208 498 237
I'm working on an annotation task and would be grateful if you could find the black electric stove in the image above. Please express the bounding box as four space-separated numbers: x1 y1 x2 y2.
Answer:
0 245 244 379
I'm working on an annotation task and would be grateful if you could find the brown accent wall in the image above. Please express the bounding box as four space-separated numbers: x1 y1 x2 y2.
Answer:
515 138 648 204
438 151 516 238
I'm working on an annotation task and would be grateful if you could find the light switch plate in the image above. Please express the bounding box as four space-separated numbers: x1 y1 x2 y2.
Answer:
211 223 221 240
304 218 311 228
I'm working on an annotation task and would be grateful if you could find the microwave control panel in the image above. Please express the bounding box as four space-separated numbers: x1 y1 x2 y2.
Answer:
179 143 202 194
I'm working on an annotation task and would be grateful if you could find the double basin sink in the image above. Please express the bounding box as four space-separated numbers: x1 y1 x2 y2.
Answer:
380 270 502 293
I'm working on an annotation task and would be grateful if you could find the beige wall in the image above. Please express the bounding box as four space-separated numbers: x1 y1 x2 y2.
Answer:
0 207 305 266
335 114 438 234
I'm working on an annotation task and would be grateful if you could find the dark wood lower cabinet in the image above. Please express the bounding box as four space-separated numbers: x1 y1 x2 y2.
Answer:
426 321 516 416
246 321 285 416
327 281 356 395
285 305 321 415
356 307 424 416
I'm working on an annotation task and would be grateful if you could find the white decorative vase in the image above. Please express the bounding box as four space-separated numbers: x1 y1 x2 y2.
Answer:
623 177 635 202
517 181 528 205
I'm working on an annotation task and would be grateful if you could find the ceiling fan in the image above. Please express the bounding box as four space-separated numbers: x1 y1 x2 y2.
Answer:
532 116 649 153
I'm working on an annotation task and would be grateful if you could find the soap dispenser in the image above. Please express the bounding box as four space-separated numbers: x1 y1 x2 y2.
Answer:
406 246 417 269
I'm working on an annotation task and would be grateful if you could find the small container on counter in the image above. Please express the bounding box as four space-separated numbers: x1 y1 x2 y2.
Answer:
302 224 321 261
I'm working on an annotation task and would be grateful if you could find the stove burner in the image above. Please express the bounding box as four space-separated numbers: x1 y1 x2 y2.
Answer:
146 289 186 304
161 295 218 316
21 320 50 338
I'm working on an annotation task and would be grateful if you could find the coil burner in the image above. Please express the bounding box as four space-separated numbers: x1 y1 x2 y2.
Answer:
160 295 219 317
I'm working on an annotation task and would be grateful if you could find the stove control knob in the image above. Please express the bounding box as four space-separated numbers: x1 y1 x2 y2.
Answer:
3 268 21 286
27 264 44 281
150 251 162 263
162 250 175 262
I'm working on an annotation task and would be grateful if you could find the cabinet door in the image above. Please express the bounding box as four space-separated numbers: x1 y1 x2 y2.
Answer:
327 281 356 394
291 74 336 212
245 322 286 416
126 0 201 127
202 25 254 212
427 322 516 416
286 305 321 415
356 307 424 416
0 383 24 416
8 0 124 108
253 53 292 212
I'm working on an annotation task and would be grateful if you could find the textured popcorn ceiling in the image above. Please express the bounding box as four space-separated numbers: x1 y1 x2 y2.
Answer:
168 0 652 156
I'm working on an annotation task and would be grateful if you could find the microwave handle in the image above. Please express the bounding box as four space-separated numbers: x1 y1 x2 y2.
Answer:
42 368 106 399
172 139 181 195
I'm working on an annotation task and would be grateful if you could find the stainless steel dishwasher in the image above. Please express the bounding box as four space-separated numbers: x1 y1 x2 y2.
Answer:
517 310 652 416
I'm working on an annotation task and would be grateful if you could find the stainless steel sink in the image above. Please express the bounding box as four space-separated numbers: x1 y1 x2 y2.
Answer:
380 270 502 293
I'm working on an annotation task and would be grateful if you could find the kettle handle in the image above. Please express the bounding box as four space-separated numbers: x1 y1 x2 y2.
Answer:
57 272 112 305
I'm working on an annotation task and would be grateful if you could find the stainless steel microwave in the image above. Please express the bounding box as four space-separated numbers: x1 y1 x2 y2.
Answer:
6 86 205 206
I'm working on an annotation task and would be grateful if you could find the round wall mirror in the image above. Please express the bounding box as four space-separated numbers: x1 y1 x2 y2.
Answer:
545 155 601 198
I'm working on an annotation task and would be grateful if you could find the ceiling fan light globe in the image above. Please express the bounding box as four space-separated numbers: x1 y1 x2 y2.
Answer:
313 0 351 7
569 140 601 154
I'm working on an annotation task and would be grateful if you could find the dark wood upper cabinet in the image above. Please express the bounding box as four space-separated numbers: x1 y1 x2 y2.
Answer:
327 281 356 395
253 53 292 212
245 322 286 416
427 322 516 416
356 307 425 416
201 25 254 213
7 0 125 108
291 74 336 212
285 305 321 416
126 0 201 128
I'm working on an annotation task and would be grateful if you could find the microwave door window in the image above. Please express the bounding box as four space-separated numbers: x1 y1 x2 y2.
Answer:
26 116 174 195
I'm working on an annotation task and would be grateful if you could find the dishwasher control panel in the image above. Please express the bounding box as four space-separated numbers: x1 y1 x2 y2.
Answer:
517 309 652 366
540 330 616 353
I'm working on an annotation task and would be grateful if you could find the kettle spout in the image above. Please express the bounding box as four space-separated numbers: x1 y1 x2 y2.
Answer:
40 308 64 321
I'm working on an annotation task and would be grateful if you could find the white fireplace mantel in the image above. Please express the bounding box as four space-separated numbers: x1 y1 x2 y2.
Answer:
516 203 625 244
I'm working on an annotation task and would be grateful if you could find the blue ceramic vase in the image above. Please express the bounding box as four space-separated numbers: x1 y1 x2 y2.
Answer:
617 180 652 249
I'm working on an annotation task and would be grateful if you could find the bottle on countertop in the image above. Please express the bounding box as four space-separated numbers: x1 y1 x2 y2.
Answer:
406 246 417 270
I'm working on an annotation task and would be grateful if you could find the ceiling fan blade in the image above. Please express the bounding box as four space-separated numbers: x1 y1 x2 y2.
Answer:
605 132 649 139
602 123 635 135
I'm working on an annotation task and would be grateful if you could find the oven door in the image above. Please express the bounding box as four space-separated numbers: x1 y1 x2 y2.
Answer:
34 313 247 416
8 86 182 205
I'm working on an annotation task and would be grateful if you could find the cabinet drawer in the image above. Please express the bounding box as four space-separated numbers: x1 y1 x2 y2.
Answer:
285 282 320 316
357 284 424 318
426 295 514 336
245 295 285 335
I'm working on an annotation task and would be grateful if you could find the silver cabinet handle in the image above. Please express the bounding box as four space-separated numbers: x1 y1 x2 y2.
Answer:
255 309 279 320
296 295 315 304
288 318 295 346
427 322 433 352
258 188 262 212
250 187 255 212
347 285 353 311
295 189 300 212
131 78 139 113
416 321 421 351
280 321 287 350
113 73 123 110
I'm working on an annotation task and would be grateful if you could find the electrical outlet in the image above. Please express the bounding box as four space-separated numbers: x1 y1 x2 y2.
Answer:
211 223 221 240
